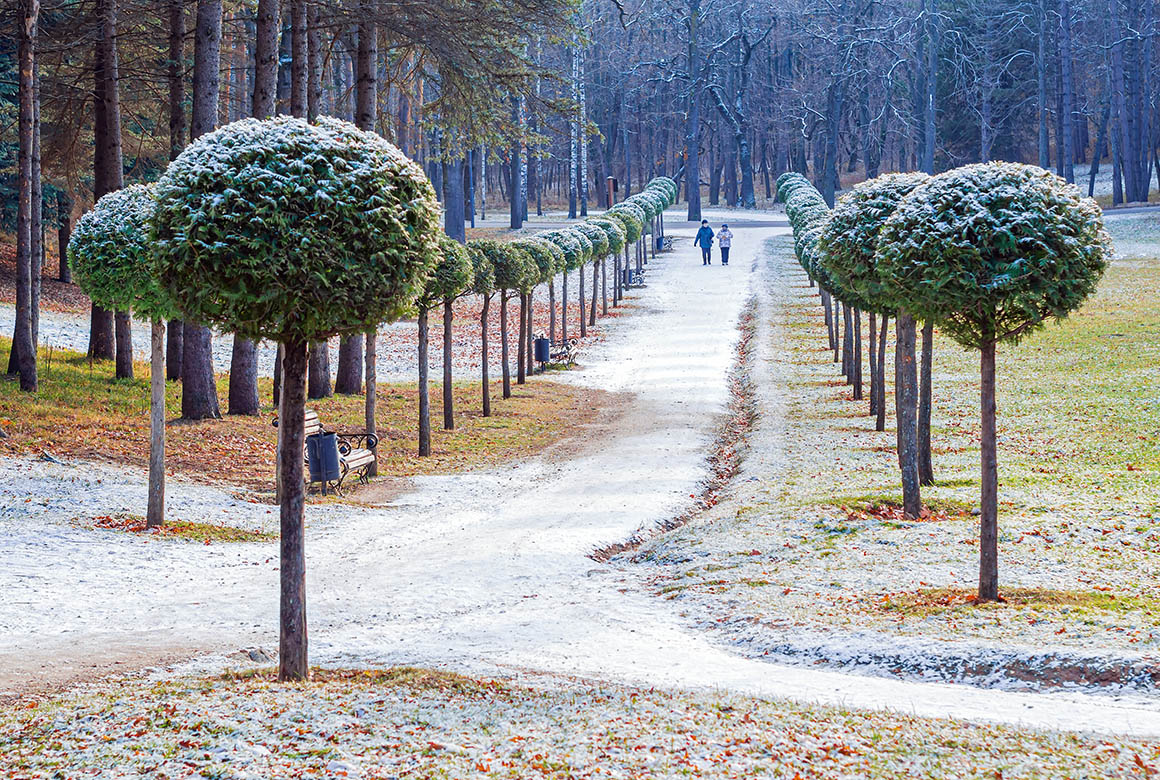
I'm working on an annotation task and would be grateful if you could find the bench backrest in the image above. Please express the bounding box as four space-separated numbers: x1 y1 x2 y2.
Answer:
304 409 324 437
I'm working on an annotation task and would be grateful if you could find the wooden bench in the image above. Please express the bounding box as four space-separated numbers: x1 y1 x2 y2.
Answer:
624 268 646 288
661 236 675 252
273 409 379 494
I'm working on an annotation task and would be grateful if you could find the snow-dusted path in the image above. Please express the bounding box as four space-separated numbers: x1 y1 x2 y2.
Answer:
4 208 1160 738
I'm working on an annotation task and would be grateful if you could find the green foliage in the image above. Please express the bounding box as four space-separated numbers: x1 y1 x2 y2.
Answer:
625 191 660 222
466 241 496 297
512 237 563 289
472 238 534 293
567 227 594 263
646 176 678 206
540 229 583 271
151 116 442 343
819 173 929 316
587 216 626 256
607 203 644 243
418 235 475 308
67 183 176 322
877 162 1113 348
573 222 609 259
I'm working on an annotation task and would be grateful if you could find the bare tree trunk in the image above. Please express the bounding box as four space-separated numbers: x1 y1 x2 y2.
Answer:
524 292 534 377
868 312 878 416
590 260 599 326
853 309 863 401
480 295 491 416
289 0 306 117
601 256 608 315
165 0 185 381
561 272 568 342
277 337 309 681
442 299 455 430
500 293 512 399
579 264 587 337
548 279 557 345
1059 0 1076 182
11 0 38 392
364 331 377 476
308 342 331 398
876 315 889 432
684 0 703 222
517 292 527 385
418 308 431 456
919 321 935 486
182 0 223 421
146 321 166 528
978 338 999 601
114 312 133 379
56 190 71 283
895 312 921 518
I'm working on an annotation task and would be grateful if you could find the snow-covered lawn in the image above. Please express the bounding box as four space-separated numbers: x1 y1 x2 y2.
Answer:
6 667 1160 779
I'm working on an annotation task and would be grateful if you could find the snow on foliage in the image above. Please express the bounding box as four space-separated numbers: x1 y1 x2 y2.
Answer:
512 237 564 289
606 203 645 243
876 162 1113 348
573 222 610 260
587 215 627 256
819 172 930 316
67 184 175 322
418 235 474 308
151 115 442 342
539 229 584 271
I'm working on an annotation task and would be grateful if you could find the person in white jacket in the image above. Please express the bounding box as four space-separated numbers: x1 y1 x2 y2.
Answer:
718 224 733 266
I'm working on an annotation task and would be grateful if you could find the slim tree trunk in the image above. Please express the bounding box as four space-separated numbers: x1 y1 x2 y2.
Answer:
525 292 534 377
146 320 166 528
895 312 921 518
853 309 863 401
517 292 527 385
978 338 999 601
561 272 569 343
442 299 454 430
418 307 431 456
11 0 38 392
876 315 889 432
919 320 935 485
579 264 587 337
480 294 491 416
165 0 185 381
500 293 512 399
57 191 72 283
182 0 223 421
549 279 557 345
868 312 878 416
365 330 377 476
278 337 308 681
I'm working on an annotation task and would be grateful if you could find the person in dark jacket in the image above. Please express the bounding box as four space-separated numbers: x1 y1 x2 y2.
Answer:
694 220 714 265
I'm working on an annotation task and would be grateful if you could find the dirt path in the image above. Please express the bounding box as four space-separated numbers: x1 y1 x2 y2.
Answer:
4 209 1160 738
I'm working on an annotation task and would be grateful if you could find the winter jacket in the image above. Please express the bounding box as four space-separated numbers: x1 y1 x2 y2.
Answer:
695 226 715 248
718 228 733 248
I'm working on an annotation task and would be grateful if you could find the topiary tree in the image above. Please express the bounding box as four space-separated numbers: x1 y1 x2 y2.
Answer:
511 238 554 383
465 242 496 417
589 216 626 314
574 222 608 329
476 239 533 400
151 116 441 680
540 229 581 343
416 235 474 455
877 162 1112 601
607 204 645 285
69 183 177 530
821 174 930 507
566 227 594 338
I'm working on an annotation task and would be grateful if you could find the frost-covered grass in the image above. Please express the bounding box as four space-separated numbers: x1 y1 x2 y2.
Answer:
4 667 1159 779
0 338 606 498
638 221 1160 674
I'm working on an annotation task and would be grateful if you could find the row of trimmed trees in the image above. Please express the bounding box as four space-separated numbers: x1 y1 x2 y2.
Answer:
777 163 1111 602
64 113 677 681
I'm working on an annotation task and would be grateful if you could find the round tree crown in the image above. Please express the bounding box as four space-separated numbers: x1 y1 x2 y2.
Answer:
68 183 177 322
151 115 442 343
588 216 626 255
819 172 929 316
541 229 583 271
574 222 610 259
568 227 594 263
608 203 645 242
876 162 1112 348
418 234 475 308
466 242 496 296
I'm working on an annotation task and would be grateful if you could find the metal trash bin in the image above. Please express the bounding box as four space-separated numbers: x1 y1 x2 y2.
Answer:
534 337 551 364
306 431 341 488
656 235 664 251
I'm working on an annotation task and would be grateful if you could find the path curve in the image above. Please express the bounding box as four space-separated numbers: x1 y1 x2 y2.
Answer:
3 209 1160 738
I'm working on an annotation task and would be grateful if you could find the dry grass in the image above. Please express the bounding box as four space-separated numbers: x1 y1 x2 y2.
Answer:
0 338 606 499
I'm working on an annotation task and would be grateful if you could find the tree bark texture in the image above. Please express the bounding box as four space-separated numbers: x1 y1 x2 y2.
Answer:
278 338 309 681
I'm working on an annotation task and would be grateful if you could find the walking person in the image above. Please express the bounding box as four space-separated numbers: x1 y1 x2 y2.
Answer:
694 220 714 265
718 224 733 266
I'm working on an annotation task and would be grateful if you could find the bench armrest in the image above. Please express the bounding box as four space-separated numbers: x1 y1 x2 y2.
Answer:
334 431 379 454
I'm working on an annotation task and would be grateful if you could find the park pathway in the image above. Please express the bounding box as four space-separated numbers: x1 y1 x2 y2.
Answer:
4 209 1160 737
